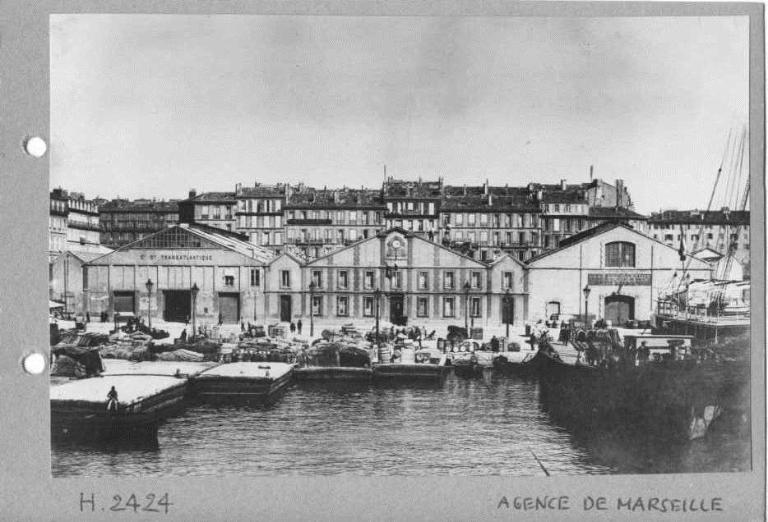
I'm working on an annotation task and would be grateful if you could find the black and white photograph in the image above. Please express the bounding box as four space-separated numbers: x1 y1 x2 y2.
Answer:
45 12 757 484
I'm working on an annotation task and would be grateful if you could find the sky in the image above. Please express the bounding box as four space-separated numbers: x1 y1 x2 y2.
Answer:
50 15 750 213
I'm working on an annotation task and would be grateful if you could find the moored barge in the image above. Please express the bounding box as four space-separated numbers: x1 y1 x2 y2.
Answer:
191 362 294 402
50 374 188 442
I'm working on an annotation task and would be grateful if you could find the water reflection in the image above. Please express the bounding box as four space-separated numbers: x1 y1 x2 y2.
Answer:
51 373 748 477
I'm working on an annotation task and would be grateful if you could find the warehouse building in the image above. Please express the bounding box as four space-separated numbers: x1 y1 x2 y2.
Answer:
526 223 712 324
262 227 528 329
83 224 274 325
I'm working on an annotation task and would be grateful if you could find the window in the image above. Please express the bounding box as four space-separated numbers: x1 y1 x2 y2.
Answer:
312 270 322 288
455 214 463 225
605 241 636 267
337 296 349 316
468 213 476 225
546 301 561 318
417 271 429 290
480 213 488 225
363 296 374 317
503 272 513 290
364 271 374 289
391 271 403 290
280 270 290 288
250 269 260 286
82 266 88 290
338 270 349 289
443 297 455 317
224 275 235 286
417 297 429 317
444 271 455 290
470 297 482 317
312 296 323 316
471 271 482 289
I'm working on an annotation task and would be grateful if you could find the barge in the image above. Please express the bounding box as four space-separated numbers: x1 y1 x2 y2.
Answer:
50 374 188 442
191 362 294 403
372 348 448 382
538 331 749 441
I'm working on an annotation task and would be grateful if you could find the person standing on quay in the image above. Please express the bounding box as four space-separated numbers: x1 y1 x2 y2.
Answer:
297 319 303 335
290 321 296 334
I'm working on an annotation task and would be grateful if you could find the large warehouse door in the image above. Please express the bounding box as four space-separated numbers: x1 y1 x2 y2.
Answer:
604 295 634 325
164 290 191 323
218 293 240 323
113 291 135 313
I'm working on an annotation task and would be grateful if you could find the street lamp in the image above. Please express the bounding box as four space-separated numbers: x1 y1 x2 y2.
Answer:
374 287 381 355
503 287 512 338
582 285 591 328
463 280 471 334
191 282 199 339
309 280 316 337
145 278 154 329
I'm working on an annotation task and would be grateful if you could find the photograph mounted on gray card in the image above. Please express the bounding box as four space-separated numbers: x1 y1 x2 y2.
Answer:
48 14 753 477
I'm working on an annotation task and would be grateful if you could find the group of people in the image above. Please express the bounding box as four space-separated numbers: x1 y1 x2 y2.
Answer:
289 320 304 335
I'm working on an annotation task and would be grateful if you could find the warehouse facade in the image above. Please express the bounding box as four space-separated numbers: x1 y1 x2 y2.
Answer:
83 224 274 325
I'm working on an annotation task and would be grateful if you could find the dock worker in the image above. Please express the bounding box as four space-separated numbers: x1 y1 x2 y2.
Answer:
638 341 650 364
106 386 118 414
290 321 296 334
297 319 303 335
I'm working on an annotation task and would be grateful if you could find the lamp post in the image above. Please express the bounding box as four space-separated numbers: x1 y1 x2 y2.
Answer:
191 282 199 339
463 281 471 334
503 287 512 338
374 287 381 356
309 280 316 337
583 285 591 328
145 278 154 329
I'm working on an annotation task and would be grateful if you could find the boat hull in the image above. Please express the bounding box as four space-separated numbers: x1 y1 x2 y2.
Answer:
51 382 187 442
191 370 293 403
372 363 447 382
294 366 372 381
537 350 749 442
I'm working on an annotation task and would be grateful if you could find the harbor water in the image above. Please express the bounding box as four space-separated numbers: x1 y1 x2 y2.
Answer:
51 373 750 477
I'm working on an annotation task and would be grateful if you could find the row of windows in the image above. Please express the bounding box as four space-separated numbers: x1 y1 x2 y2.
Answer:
448 230 540 245
286 209 383 225
239 199 282 213
240 215 283 229
311 295 484 318
386 201 436 215
444 212 539 228
283 270 516 291
544 203 587 214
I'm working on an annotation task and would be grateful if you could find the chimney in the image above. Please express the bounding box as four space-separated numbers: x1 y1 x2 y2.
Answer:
560 179 567 191
615 179 623 208
235 182 242 194
589 165 594 180
537 189 543 201
488 194 493 205
463 184 467 196
484 179 489 195
188 189 197 199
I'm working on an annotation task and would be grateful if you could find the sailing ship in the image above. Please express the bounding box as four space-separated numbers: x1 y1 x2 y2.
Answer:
654 125 751 341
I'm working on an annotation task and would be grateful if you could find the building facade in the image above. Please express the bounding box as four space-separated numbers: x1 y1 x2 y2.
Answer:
178 190 237 232
84 224 274 324
643 209 750 273
526 223 712 324
382 177 442 237
284 186 387 259
262 228 528 329
49 188 103 259
234 183 286 250
99 199 180 248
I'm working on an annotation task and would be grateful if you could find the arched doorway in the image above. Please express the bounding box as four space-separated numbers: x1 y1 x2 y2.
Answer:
604 295 634 325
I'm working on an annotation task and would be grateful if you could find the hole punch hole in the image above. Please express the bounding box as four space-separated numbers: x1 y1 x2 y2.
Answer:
22 352 46 375
23 136 47 158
